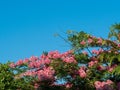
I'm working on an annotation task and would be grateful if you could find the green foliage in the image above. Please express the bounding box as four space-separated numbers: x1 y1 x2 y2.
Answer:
0 62 34 90
67 31 90 51
108 23 120 41
75 53 89 63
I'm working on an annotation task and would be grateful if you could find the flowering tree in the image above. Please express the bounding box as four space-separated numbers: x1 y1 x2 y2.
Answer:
5 23 120 90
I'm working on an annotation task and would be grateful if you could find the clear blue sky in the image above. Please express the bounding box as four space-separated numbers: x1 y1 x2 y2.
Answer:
0 0 120 63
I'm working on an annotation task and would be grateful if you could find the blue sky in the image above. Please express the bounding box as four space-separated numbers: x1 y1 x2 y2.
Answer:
0 0 120 63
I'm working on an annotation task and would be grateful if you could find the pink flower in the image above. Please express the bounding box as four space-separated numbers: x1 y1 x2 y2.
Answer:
28 61 35 68
106 80 113 85
94 80 114 90
36 67 55 81
63 56 77 64
39 58 50 66
29 56 38 61
118 43 120 48
88 61 94 67
9 62 16 68
80 40 86 45
107 64 117 72
34 83 39 89
28 59 44 68
16 60 23 66
40 54 47 59
65 83 73 88
97 38 103 44
78 67 87 78
88 38 93 44
48 51 61 59
92 50 99 55
23 70 36 77
88 61 98 67
94 81 102 89
44 58 51 64
35 61 42 68
108 67 114 72
23 58 29 63
62 50 73 58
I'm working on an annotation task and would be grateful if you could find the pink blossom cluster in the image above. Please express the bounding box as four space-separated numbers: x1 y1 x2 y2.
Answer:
92 48 104 55
9 62 16 68
65 82 73 88
47 51 62 59
9 56 38 68
10 50 77 82
10 50 77 70
28 56 51 68
60 50 77 64
80 37 103 46
92 50 100 55
118 43 120 48
20 67 55 82
88 57 98 67
62 56 77 64
80 40 86 45
89 37 103 44
21 70 36 77
47 50 77 64
45 50 76 64
97 64 117 72
36 67 55 81
34 83 39 89
97 38 103 44
80 38 93 45
78 66 87 78
88 38 93 44
88 60 98 67
29 56 38 61
10 51 62 69
94 80 114 90
107 64 117 72
62 50 73 56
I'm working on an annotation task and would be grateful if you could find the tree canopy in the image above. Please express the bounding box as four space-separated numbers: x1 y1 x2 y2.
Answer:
1 23 120 90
